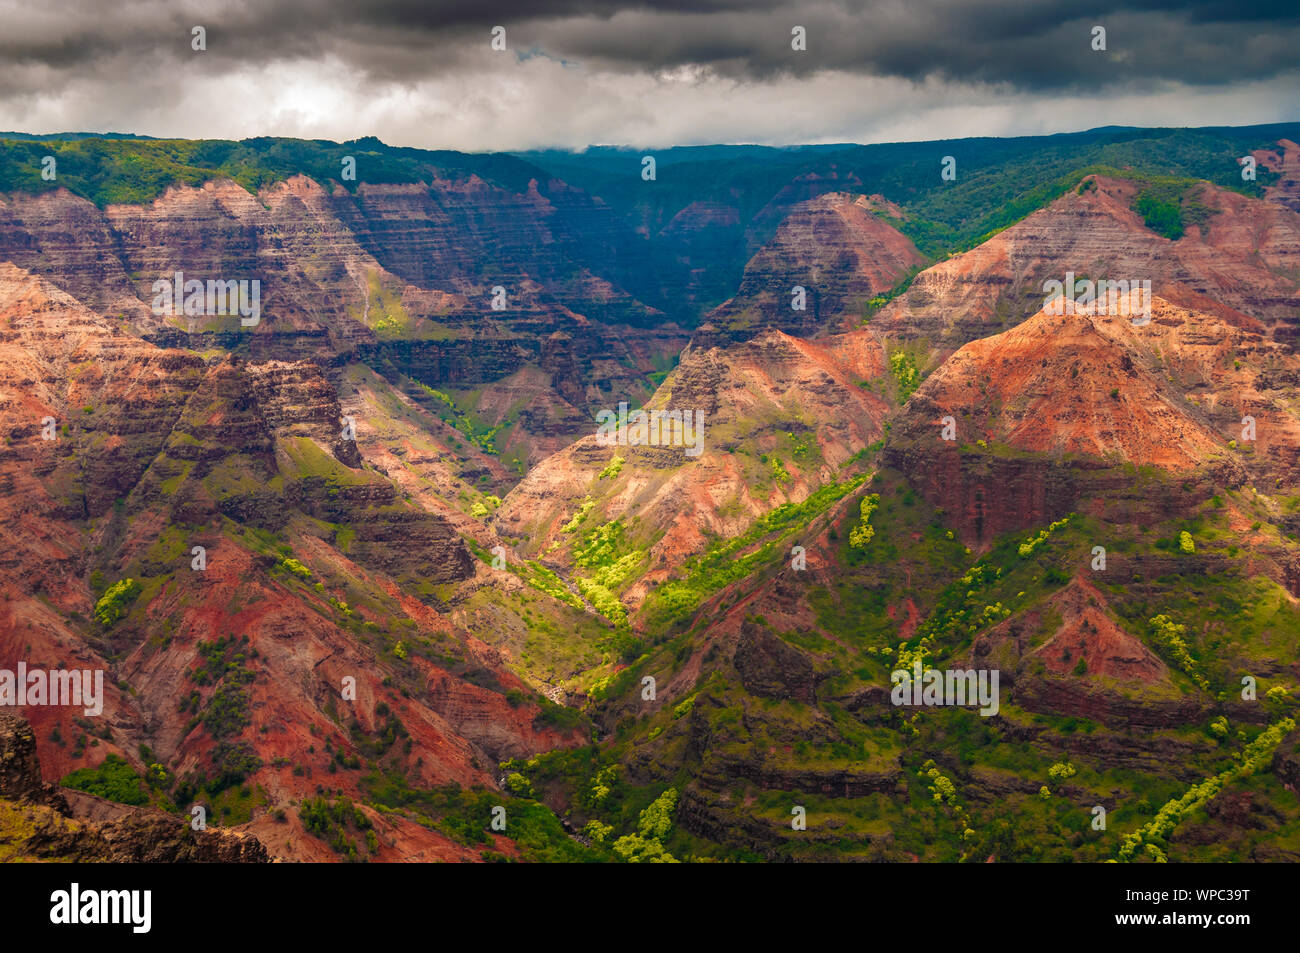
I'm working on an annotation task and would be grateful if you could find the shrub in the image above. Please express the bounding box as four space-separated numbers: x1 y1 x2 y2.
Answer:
889 350 921 402
93 578 142 627
61 755 148 805
849 494 882 549
1047 762 1076 784
277 557 312 578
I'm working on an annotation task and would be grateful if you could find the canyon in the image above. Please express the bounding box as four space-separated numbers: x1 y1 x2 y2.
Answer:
0 125 1298 862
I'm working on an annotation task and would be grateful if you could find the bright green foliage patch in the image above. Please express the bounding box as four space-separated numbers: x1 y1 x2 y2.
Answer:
61 755 149 806
1118 718 1296 862
93 578 142 627
849 493 881 548
889 350 921 403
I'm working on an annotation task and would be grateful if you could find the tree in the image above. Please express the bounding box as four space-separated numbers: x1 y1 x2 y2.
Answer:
93 578 142 626
611 788 679 863
636 788 677 840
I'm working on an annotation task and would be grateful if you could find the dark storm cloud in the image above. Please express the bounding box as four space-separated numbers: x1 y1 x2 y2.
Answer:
2 0 1297 94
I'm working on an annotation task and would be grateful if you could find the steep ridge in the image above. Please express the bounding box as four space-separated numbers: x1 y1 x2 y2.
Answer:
885 296 1300 545
544 272 1300 859
878 175 1300 350
701 192 924 343
0 173 686 463
894 305 1228 471
0 263 590 850
1254 138 1300 214
495 327 891 629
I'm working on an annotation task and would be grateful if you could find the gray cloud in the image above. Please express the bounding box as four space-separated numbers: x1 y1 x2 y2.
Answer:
3 1 1299 87
0 0 1296 148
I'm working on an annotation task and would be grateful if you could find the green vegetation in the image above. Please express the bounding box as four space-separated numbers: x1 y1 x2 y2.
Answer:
864 266 922 319
469 495 502 518
849 493 881 549
889 350 922 403
1018 514 1073 558
61 755 148 806
1118 718 1296 862
93 578 142 626
611 788 680 863
359 769 600 862
415 384 504 455
300 796 374 862
1148 614 1209 692
0 135 546 206
1131 177 1217 242
1134 189 1184 240
181 636 262 791
768 456 791 484
360 272 412 337
643 474 867 630
562 499 596 533
276 557 312 579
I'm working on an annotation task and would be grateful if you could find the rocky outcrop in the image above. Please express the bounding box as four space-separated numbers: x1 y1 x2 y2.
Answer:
246 359 362 467
705 192 923 342
0 713 68 809
880 175 1300 349
1274 730 1300 802
883 297 1300 544
1254 139 1300 214
733 621 819 704
0 713 268 862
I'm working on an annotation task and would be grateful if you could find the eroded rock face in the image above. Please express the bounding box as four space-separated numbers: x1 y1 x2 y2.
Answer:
880 175 1300 350
1274 729 1300 797
1254 139 1300 215
0 262 576 824
247 359 363 467
0 713 67 809
734 620 819 704
705 192 924 342
0 174 687 460
884 297 1300 546
498 327 890 591
0 713 268 862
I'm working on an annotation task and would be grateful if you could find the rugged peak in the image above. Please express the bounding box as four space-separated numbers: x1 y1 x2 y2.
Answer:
899 297 1229 470
703 190 924 342
881 173 1300 349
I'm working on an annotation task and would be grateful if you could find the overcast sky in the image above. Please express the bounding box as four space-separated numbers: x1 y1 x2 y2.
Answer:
0 0 1297 150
